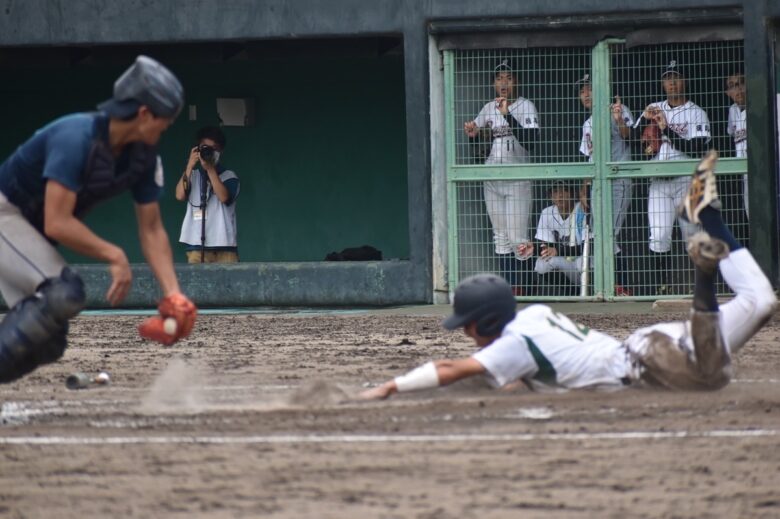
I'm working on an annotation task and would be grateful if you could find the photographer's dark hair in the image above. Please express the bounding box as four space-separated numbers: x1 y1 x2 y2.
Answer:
195 126 227 150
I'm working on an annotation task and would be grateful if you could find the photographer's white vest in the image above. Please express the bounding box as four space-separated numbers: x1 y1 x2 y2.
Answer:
179 168 239 248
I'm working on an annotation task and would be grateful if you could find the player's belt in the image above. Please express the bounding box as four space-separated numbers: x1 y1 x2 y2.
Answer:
491 127 513 139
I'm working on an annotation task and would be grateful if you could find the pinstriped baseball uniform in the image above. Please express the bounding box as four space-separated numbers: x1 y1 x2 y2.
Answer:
646 100 711 253
472 97 540 256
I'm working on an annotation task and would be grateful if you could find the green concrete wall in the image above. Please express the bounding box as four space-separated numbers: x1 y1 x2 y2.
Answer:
0 51 409 264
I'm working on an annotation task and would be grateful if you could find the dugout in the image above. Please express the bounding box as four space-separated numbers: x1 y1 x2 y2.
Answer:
0 1 777 308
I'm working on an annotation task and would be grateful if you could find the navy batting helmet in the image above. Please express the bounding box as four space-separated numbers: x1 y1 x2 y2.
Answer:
443 274 516 337
98 55 184 120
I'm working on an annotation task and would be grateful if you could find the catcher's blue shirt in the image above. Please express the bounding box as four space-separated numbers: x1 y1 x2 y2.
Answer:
0 112 161 218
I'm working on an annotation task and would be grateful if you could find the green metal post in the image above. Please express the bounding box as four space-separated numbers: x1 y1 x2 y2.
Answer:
443 50 460 295
591 41 614 299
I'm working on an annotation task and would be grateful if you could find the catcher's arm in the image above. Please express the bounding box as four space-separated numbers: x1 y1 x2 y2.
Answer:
135 202 197 345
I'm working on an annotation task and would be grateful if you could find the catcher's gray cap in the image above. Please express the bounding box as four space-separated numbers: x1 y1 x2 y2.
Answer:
98 55 184 119
661 59 686 79
443 273 516 336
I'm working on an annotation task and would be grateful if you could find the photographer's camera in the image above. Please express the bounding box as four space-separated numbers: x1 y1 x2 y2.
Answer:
198 144 216 162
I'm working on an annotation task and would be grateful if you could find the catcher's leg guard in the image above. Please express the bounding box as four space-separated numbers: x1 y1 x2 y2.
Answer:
0 267 85 383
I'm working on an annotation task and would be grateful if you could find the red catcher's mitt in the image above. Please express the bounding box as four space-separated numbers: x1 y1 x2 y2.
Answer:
641 123 663 157
138 293 197 346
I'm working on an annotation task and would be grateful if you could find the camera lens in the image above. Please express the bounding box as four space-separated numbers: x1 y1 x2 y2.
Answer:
199 145 215 161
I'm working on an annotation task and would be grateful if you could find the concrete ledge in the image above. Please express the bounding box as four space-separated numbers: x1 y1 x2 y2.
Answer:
68 260 428 309
652 299 694 312
652 298 734 312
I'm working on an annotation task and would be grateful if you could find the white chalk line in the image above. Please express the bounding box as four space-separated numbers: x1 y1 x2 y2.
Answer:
0 429 777 446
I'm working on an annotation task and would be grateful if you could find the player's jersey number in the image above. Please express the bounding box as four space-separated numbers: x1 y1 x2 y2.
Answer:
546 311 590 341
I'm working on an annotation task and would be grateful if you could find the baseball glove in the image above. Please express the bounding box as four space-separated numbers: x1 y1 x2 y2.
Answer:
138 293 197 346
641 123 663 157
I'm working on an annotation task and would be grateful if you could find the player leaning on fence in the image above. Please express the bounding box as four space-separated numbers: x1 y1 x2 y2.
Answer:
637 59 712 294
724 70 748 218
463 59 540 295
576 73 634 296
0 56 197 384
360 151 776 399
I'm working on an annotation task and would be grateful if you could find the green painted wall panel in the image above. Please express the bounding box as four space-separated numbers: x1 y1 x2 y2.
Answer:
0 51 409 264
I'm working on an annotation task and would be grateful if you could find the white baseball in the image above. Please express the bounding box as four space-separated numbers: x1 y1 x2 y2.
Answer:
163 317 178 336
95 372 111 384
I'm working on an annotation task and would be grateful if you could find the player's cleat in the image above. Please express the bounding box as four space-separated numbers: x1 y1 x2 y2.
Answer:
679 149 722 224
615 284 633 297
687 232 730 274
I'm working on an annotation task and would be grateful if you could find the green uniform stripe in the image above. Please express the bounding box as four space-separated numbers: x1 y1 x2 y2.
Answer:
523 335 557 385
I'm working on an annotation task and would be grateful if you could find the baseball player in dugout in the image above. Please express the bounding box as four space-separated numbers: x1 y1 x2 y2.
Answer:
0 55 197 384
361 151 776 399
463 58 540 296
724 70 748 218
533 181 588 295
576 73 634 296
636 59 712 295
175 126 240 263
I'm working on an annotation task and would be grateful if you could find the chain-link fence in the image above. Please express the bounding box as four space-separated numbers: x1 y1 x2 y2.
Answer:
446 39 746 300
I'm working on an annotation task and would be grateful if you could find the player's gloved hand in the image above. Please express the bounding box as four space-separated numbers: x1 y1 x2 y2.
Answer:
138 293 197 346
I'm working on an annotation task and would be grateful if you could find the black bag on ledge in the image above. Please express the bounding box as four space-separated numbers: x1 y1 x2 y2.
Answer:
325 245 383 261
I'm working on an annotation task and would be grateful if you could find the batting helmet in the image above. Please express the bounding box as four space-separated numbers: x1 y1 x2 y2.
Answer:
98 55 184 120
443 274 517 337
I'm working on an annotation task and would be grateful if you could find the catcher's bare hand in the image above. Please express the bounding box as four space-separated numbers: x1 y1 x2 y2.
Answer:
106 248 132 306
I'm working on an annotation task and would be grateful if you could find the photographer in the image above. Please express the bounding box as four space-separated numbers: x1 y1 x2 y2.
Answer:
175 126 240 263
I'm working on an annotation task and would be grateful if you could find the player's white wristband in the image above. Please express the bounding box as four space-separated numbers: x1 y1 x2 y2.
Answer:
394 362 440 393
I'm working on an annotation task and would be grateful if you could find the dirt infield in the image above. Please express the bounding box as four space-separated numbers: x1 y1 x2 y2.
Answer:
1 309 779 518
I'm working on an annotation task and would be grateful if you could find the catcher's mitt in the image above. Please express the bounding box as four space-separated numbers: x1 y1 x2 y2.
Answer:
138 293 197 346
641 123 663 157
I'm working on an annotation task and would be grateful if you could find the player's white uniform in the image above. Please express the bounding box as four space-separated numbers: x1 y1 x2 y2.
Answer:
473 248 775 390
646 100 711 253
472 97 540 256
727 103 748 217
580 105 634 253
534 203 586 286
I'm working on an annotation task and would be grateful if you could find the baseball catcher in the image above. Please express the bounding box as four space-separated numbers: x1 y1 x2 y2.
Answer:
0 56 197 383
361 151 776 398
